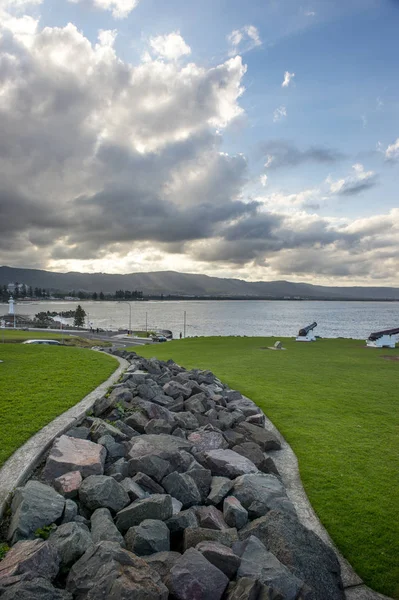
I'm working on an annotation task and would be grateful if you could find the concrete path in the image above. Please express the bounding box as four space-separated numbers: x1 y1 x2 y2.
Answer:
258 404 393 600
0 352 129 519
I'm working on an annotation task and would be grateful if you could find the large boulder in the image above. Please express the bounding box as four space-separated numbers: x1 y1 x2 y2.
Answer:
166 509 198 535
115 494 173 533
90 508 125 546
233 423 281 451
223 497 248 530
236 535 303 600
0 539 59 586
42 435 106 482
232 473 295 519
206 476 234 506
239 510 345 600
93 387 133 417
162 472 202 508
66 541 168 599
8 481 65 544
0 577 72 600
143 551 181 582
184 527 238 550
196 506 228 531
53 471 82 499
167 548 229 600
204 449 259 478
125 519 170 555
188 431 228 453
79 475 130 512
48 522 92 568
196 541 240 579
90 419 128 444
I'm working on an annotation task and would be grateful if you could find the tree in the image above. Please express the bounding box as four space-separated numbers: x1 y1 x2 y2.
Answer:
74 305 86 328
92 292 98 300
99 291 105 301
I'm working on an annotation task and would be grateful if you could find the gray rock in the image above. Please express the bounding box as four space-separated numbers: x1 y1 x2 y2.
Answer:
48 522 92 568
90 419 128 443
166 509 198 535
144 418 172 435
223 497 248 530
204 449 259 478
143 551 181 582
105 457 129 481
227 398 261 417
207 476 234 506
115 494 173 533
196 541 240 579
186 465 212 503
184 394 207 414
61 499 78 524
65 426 90 440
93 387 133 417
172 427 187 439
163 381 192 400
137 381 161 400
188 431 228 453
223 430 246 448
216 411 237 431
8 481 65 544
42 435 106 482
90 507 125 546
125 411 150 433
232 442 273 473
162 472 202 508
174 412 199 430
196 506 228 530
132 472 164 494
53 471 82 499
246 413 266 427
79 475 130 512
113 420 139 438
120 477 149 501
224 577 263 600
236 535 303 600
167 548 229 600
172 497 183 514
0 578 72 600
125 519 170 555
66 541 168 599
184 527 238 550
234 423 281 451
128 453 172 482
232 474 295 519
97 435 126 460
239 510 345 600
0 539 60 586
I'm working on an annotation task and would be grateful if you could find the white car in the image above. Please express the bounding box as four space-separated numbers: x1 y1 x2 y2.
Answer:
22 339 62 345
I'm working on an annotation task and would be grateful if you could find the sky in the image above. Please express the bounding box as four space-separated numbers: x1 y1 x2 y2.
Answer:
0 0 398 286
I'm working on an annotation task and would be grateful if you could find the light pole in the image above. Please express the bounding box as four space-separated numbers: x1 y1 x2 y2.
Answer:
118 301 132 333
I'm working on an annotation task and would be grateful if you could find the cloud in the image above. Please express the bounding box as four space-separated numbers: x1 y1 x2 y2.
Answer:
305 10 316 17
273 106 287 122
384 138 399 161
282 71 295 87
0 0 41 9
227 25 261 55
261 140 343 170
68 0 139 19
326 163 377 196
260 175 268 187
149 31 191 61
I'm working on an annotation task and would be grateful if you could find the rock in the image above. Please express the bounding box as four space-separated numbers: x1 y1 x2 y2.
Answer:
184 527 238 550
163 381 192 400
93 387 133 417
172 427 187 439
61 499 78 524
128 453 172 482
239 510 345 600
113 420 139 438
232 474 295 519
224 577 263 600
174 412 199 430
0 578 72 600
79 475 130 512
90 419 128 443
196 506 228 530
53 471 82 499
162 472 202 508
204 449 259 478
223 497 248 530
184 394 207 414
223 430 246 448
144 419 172 435
115 494 173 533
231 442 273 473
246 413 266 427
120 477 148 501
125 519 170 555
65 426 90 440
188 431 228 453
236 535 303 600
186 465 212 503
166 509 198 535
137 381 161 400
172 497 183 514
66 541 168 599
233 423 281 451
48 522 92 568
105 458 129 481
8 481 65 544
91 507 125 546
0 539 59 586
132 433 192 453
216 411 237 431
125 411 150 433
207 476 234 506
143 551 181 582
42 435 106 482
196 541 240 579
227 398 261 417
132 472 164 494
97 435 126 460
167 547 229 600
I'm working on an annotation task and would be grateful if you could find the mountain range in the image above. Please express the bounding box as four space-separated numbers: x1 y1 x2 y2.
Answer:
1 266 399 300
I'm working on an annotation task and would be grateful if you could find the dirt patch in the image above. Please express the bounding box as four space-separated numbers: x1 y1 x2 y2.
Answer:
381 355 399 362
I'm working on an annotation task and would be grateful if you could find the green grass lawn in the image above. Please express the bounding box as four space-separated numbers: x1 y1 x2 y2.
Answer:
0 345 117 467
131 337 399 598
0 330 111 347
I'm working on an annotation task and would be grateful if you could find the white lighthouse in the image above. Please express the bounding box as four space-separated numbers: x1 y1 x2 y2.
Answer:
8 296 15 315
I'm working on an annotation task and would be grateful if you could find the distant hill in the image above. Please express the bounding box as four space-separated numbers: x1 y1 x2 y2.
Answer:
1 265 399 300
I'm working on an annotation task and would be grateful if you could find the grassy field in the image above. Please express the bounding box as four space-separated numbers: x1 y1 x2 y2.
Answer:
0 345 117 467
131 337 399 598
0 330 111 347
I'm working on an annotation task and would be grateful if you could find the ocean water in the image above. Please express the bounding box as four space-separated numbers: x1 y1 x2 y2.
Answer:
2 300 398 340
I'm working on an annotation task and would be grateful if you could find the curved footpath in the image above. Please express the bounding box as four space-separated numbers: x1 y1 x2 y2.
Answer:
0 349 393 600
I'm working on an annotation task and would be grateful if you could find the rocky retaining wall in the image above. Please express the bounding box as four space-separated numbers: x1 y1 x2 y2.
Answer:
0 349 345 600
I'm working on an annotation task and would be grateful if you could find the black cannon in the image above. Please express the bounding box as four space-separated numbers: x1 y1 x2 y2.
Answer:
368 327 399 342
298 322 317 337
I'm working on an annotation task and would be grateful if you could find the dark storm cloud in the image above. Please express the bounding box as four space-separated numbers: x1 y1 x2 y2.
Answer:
260 140 344 170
